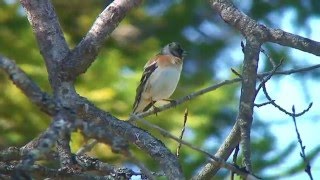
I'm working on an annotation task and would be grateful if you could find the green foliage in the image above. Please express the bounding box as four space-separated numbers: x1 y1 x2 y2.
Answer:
0 0 319 178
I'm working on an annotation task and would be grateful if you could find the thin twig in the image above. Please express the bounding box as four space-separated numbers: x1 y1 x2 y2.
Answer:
254 100 275 107
256 50 313 116
258 63 320 77
76 139 98 155
261 83 313 117
176 109 188 157
231 68 242 78
260 48 276 67
291 106 313 180
256 58 284 96
231 144 240 180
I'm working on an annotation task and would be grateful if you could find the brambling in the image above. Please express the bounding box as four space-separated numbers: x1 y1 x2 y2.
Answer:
132 42 186 114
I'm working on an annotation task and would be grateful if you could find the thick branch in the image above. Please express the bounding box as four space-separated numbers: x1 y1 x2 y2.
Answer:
56 134 73 168
237 40 261 172
210 0 320 57
0 161 138 179
0 147 140 179
266 27 320 56
196 0 261 178
62 0 142 80
19 0 69 72
76 101 184 179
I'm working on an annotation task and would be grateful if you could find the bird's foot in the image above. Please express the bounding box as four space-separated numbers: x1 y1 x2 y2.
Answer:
147 100 159 116
153 106 160 116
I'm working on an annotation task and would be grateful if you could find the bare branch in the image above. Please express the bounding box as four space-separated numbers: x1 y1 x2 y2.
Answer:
76 139 98 155
266 27 320 56
238 40 261 173
193 121 241 179
256 51 313 117
0 147 20 162
0 147 141 179
231 144 240 180
291 106 313 180
261 82 313 117
19 0 69 71
176 109 188 157
255 58 284 96
231 68 242 78
260 48 276 67
195 0 320 178
79 120 129 154
259 64 320 77
62 0 142 79
0 55 57 115
56 134 73 168
1 160 138 179
197 0 262 178
254 100 275 107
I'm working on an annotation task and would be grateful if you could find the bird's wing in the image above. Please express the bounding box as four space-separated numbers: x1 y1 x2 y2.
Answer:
132 57 159 113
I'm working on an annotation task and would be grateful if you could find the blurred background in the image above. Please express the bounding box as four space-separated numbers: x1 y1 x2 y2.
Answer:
0 0 319 179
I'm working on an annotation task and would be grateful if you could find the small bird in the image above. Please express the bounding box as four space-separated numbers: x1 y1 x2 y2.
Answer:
132 42 186 114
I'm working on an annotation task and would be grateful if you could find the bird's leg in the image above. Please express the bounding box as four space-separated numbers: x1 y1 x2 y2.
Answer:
151 100 160 116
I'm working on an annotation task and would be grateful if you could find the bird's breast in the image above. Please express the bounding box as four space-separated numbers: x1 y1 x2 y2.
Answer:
148 66 181 100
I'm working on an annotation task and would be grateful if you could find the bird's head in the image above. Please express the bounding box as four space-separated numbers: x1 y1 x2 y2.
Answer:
161 42 187 59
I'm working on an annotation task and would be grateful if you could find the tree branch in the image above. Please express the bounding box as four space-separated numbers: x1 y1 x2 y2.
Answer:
196 0 262 178
19 0 69 74
0 55 57 115
1 161 139 179
265 27 320 56
238 39 261 172
1 147 142 179
56 134 74 169
259 64 320 77
291 106 314 180
62 0 142 80
195 0 320 178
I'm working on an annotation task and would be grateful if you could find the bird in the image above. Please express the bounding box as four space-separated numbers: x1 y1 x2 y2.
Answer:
132 42 186 114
